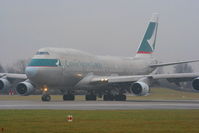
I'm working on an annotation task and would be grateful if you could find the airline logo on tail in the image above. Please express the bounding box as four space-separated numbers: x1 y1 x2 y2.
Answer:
137 13 158 54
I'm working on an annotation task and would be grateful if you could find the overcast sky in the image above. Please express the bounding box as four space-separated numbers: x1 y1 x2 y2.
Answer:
0 0 199 68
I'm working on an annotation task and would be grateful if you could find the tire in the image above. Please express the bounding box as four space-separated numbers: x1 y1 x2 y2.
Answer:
41 94 51 102
63 94 75 101
103 94 114 101
115 95 126 101
86 95 97 101
121 95 126 101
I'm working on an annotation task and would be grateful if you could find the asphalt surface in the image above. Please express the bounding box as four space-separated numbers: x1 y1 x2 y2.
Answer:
0 100 199 110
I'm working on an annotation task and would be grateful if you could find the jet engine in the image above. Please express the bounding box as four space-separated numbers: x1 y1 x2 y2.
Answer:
130 81 150 96
16 80 35 96
192 77 199 90
0 78 11 90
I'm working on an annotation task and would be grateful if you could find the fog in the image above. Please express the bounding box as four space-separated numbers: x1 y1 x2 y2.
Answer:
0 0 199 70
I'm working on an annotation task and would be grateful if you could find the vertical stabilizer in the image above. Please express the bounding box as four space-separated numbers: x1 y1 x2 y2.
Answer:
136 13 159 56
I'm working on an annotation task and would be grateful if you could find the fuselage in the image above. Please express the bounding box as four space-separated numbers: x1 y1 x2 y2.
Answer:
25 47 157 89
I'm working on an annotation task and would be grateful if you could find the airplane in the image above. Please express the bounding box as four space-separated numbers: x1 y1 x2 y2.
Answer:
1 13 199 101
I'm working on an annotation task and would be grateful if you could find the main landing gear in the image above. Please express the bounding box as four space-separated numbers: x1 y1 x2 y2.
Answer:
114 94 126 101
63 94 75 101
85 94 97 101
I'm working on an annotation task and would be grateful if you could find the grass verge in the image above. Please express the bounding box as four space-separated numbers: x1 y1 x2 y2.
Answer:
0 110 199 133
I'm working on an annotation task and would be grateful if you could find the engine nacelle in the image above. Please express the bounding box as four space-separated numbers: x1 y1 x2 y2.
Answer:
130 81 150 96
192 77 199 90
0 78 11 90
16 80 35 96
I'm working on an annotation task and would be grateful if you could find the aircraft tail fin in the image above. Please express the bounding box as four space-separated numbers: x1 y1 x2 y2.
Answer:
136 13 159 56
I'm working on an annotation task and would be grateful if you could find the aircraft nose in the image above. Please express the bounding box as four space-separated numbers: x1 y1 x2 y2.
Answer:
25 67 38 78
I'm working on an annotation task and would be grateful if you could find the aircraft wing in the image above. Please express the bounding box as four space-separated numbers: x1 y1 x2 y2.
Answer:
152 73 199 81
88 73 199 85
0 73 27 80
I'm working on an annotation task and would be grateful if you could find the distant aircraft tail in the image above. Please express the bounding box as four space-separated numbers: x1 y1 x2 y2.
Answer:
136 13 159 56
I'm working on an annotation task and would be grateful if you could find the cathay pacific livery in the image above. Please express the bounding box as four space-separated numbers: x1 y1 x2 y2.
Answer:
1 13 199 101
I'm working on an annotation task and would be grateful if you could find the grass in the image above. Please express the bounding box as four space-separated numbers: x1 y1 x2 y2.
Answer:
0 110 199 133
0 87 199 101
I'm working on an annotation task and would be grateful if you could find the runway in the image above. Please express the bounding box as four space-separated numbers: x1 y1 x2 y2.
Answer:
0 100 199 110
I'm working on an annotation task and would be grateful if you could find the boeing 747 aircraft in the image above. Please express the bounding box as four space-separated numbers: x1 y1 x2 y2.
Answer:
1 14 199 101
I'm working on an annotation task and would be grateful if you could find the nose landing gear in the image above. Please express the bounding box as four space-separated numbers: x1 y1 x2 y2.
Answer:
41 86 51 102
41 94 51 101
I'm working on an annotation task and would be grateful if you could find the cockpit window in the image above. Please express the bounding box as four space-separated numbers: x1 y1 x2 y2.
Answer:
36 52 49 55
28 59 61 67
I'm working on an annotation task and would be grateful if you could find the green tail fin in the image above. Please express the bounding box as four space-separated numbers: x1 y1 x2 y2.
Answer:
137 13 159 54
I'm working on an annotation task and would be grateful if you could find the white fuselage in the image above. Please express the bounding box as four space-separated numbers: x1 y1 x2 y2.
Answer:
25 48 157 89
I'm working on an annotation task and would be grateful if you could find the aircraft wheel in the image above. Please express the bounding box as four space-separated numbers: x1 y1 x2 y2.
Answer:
103 94 114 101
121 95 126 101
63 94 75 101
41 94 51 102
115 95 126 101
85 95 97 101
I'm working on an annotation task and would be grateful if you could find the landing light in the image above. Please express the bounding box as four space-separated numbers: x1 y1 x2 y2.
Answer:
100 78 108 82
44 88 48 92
76 73 83 77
